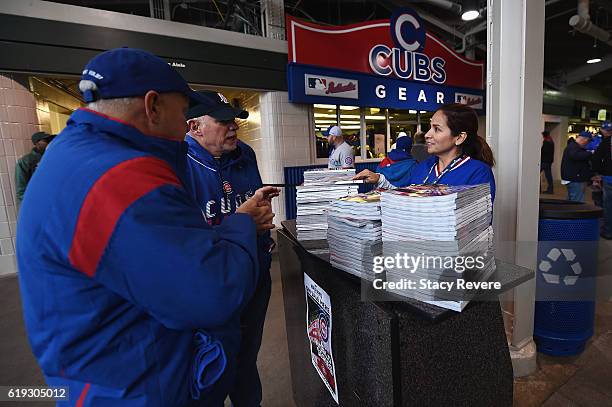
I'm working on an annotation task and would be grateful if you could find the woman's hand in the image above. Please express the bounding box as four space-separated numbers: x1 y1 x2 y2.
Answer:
353 169 380 184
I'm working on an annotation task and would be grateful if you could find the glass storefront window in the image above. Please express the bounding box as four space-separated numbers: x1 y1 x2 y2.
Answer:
339 105 361 160
419 111 434 135
311 105 434 162
314 104 338 159
364 107 387 159
388 109 418 149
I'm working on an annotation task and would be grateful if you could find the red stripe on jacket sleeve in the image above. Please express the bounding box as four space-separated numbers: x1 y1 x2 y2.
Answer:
68 156 180 278
76 383 91 407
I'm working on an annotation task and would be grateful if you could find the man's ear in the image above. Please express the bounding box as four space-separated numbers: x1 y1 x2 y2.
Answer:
187 119 199 134
143 90 161 124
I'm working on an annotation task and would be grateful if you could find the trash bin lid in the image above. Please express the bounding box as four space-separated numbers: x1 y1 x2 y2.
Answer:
539 199 603 219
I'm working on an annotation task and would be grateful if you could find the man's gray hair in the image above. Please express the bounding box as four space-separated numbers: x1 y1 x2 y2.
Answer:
86 97 142 116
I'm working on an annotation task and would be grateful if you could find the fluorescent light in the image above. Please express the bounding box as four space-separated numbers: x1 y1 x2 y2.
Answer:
365 115 385 120
409 110 418 114
340 121 361 125
340 114 360 119
587 58 602 64
339 106 359 110
341 125 361 129
370 108 380 114
461 10 479 21
314 104 336 109
420 111 427 113
314 113 337 118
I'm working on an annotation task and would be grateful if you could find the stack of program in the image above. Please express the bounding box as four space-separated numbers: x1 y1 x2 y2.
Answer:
327 192 382 280
296 169 360 241
380 184 495 311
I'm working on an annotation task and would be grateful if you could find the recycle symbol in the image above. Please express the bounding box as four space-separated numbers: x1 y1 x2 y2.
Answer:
538 248 582 286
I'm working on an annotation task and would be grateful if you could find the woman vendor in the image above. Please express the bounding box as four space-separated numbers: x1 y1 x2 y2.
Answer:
355 104 496 202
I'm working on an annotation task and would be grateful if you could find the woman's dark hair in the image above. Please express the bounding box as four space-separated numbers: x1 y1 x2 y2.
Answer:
435 103 495 167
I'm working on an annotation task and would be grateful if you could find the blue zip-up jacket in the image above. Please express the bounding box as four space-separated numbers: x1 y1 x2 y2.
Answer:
183 135 273 404
184 136 261 225
16 108 259 406
376 158 418 186
183 135 272 263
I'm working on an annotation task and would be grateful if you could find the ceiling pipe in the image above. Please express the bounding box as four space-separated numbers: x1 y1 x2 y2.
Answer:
412 0 462 15
577 0 589 19
456 21 487 53
569 0 612 46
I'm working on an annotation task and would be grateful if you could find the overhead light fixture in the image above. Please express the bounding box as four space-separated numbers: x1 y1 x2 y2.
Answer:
587 40 602 64
461 0 480 21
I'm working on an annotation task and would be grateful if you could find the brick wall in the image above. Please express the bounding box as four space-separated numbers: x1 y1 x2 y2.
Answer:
0 74 43 275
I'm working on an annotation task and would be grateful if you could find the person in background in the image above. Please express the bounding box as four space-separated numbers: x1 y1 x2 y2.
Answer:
325 125 354 169
411 131 430 163
561 130 594 202
15 131 53 204
354 104 496 202
587 128 603 152
591 120 612 239
540 130 555 194
588 123 610 206
183 90 274 406
390 131 408 150
17 47 278 406
376 135 418 186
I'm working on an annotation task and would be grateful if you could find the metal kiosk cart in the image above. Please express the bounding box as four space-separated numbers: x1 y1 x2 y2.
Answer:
278 220 534 407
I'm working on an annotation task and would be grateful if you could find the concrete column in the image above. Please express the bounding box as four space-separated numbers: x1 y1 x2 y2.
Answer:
258 92 311 225
487 0 545 376
0 73 43 275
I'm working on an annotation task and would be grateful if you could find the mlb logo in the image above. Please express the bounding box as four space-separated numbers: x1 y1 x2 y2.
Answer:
308 77 327 91
455 93 483 109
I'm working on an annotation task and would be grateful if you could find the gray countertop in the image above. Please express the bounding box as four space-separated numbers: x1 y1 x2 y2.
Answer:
280 219 535 321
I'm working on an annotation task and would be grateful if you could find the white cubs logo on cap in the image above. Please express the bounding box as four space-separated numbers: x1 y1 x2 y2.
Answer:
218 93 229 104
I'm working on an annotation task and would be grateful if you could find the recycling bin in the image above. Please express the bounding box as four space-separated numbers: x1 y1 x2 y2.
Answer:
535 199 603 356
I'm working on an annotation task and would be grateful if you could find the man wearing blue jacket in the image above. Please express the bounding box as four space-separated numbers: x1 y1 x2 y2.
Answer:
17 48 277 406
183 91 273 407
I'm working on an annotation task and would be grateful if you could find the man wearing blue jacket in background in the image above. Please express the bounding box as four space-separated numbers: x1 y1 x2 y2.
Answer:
184 91 273 407
17 48 277 406
376 135 418 186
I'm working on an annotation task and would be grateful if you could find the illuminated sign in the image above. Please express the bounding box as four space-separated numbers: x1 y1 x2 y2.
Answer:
286 8 485 111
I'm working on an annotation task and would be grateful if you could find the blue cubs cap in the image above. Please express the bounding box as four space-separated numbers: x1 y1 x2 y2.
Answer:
395 134 413 151
602 121 612 131
185 91 248 121
578 130 593 140
79 48 206 104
